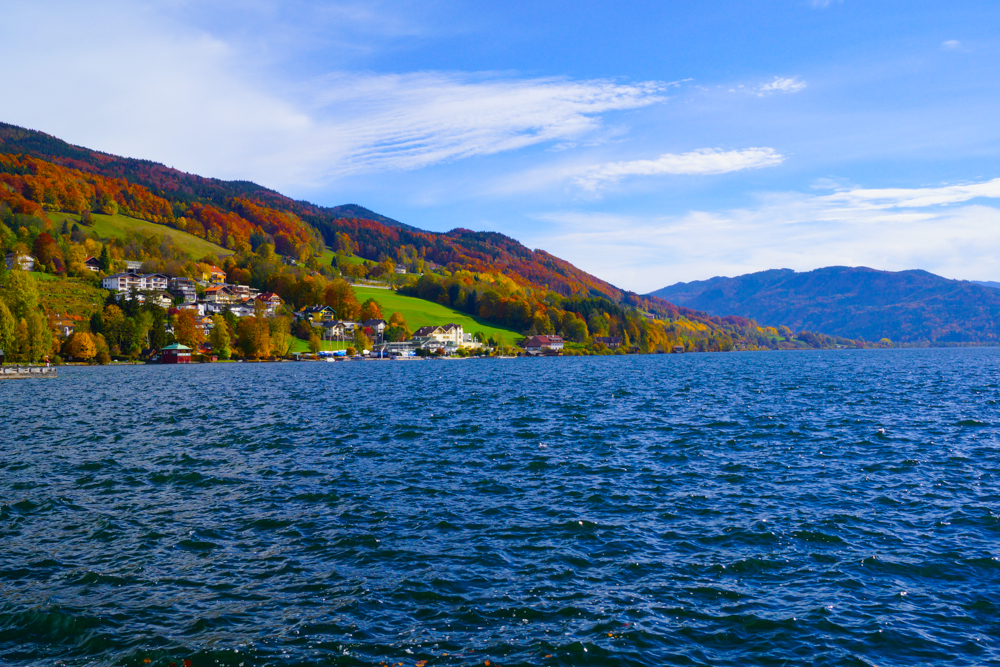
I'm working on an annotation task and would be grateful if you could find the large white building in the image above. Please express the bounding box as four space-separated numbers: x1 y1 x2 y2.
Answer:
102 273 169 294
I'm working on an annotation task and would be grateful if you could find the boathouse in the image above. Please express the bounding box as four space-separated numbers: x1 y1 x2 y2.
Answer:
160 343 192 364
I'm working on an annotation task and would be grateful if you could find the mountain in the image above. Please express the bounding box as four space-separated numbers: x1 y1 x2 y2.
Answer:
650 266 1000 343
0 121 866 352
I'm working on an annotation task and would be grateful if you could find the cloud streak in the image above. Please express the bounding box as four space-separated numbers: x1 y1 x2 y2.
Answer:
309 73 666 176
755 76 807 96
573 148 784 190
527 178 1000 292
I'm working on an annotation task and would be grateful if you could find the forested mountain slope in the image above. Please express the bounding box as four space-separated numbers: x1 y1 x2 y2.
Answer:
651 266 1000 343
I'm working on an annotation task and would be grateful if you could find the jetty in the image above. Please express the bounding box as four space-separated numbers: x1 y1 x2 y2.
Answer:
0 366 58 379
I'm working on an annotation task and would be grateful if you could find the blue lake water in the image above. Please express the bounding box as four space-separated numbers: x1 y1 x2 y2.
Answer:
3 349 1000 666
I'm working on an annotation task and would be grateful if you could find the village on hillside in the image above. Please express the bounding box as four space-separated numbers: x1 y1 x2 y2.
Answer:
4 249 620 365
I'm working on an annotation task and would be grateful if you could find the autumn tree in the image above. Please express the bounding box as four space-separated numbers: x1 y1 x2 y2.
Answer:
64 332 97 361
238 316 271 359
269 316 292 357
359 298 383 321
385 311 410 341
173 310 205 348
322 278 360 320
2 271 39 320
209 314 231 359
0 299 15 357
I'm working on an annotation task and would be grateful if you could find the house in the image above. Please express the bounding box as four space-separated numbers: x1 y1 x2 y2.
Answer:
203 285 237 305
412 323 466 347
168 277 197 303
202 265 227 283
254 292 283 314
394 266 407 274
102 272 141 293
229 284 251 299
522 335 565 355
102 272 168 294
125 260 143 272
230 299 256 317
5 252 35 271
298 305 335 322
160 343 192 364
83 256 101 272
363 319 387 336
594 336 623 349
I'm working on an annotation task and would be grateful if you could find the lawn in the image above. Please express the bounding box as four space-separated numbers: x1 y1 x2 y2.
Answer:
353 286 522 342
47 211 231 261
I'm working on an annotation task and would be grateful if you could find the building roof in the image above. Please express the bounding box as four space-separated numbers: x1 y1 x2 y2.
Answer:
161 343 192 351
206 265 226 274
412 325 438 337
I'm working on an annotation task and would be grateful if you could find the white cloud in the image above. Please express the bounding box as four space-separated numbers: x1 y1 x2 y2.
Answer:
526 178 1000 292
756 76 807 96
0 2 665 191
573 148 784 190
307 73 665 177
941 40 963 51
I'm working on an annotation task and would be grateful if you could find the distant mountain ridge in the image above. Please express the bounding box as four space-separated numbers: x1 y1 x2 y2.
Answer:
650 266 1000 343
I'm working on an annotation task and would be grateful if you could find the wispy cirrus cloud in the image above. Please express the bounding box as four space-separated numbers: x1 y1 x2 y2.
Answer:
573 147 784 190
310 73 666 176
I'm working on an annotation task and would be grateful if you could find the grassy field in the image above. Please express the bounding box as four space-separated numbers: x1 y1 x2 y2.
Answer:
318 248 366 266
32 274 109 318
47 211 231 261
353 286 522 342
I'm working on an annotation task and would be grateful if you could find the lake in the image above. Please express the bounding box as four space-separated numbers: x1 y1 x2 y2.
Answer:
3 349 1000 666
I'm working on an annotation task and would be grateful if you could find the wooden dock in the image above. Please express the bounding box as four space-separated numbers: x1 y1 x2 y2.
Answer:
0 366 58 379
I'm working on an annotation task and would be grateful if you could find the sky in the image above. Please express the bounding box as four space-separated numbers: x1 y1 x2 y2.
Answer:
3 1 1000 292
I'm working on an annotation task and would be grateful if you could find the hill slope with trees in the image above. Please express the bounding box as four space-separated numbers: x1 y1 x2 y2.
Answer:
651 266 1000 343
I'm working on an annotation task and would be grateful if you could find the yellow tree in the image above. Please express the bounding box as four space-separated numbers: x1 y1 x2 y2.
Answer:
173 310 205 348
64 332 97 361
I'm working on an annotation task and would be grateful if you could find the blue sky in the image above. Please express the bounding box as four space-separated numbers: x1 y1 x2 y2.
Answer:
3 1 1000 292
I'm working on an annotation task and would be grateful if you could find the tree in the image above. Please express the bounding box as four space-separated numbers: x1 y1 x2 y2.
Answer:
2 271 39 320
33 232 59 269
359 298 383 321
102 304 127 352
173 310 205 348
353 328 372 353
209 314 232 359
0 298 15 359
98 244 112 272
237 316 270 359
94 333 111 365
64 332 97 361
269 316 292 357
26 312 52 362
322 278 360 320
308 332 321 354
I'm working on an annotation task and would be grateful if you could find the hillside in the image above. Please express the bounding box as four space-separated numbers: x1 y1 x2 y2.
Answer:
651 266 1000 343
353 286 522 342
0 120 867 353
46 211 229 261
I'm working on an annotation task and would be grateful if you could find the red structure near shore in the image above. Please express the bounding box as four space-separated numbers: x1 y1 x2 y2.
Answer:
160 344 192 364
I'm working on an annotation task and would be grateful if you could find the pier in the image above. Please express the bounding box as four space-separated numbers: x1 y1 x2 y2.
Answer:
0 366 58 379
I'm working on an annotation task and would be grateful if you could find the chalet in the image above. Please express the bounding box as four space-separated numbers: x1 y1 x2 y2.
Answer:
394 266 407 274
5 252 35 271
160 343 192 364
594 336 623 349
202 265 227 283
254 292 283 314
83 256 101 272
125 260 143 273
203 285 237 305
298 305 336 322
522 335 565 355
